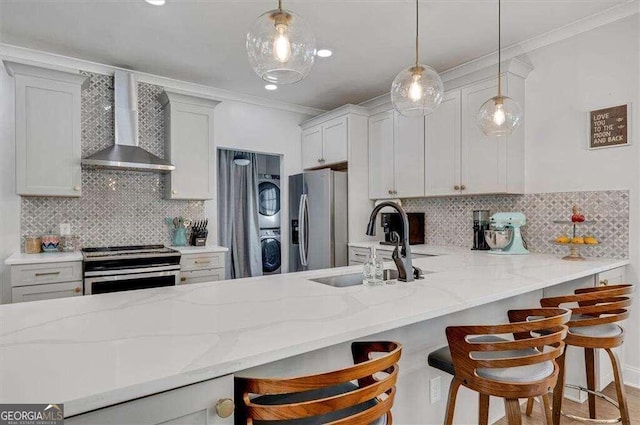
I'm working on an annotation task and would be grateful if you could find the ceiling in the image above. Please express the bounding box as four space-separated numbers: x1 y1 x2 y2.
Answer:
0 0 629 110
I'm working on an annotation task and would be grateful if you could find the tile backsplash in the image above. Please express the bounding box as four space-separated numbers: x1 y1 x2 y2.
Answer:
403 190 629 259
20 71 205 248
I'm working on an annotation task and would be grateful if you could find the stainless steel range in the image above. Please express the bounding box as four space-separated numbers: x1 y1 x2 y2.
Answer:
82 245 181 295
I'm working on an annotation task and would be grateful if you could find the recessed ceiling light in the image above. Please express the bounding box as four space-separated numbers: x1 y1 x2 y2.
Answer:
316 49 333 58
145 0 165 5
265 84 278 91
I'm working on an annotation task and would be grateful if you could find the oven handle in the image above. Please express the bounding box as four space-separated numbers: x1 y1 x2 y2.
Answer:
84 270 180 295
84 265 180 277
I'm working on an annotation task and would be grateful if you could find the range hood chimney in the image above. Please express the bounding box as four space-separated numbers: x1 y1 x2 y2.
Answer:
82 70 175 172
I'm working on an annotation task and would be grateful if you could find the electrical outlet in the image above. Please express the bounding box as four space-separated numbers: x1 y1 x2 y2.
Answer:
430 376 441 404
59 223 71 236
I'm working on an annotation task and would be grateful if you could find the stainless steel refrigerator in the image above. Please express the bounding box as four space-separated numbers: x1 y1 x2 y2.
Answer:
289 169 348 271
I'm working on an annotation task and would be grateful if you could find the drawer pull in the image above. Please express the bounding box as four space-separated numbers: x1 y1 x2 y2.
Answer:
180 277 187 282
74 287 82 293
35 271 61 277
353 253 366 257
194 260 212 264
600 279 609 286
73 185 80 191
216 398 235 418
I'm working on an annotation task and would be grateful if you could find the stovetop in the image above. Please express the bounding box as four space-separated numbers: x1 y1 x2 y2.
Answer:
82 244 179 259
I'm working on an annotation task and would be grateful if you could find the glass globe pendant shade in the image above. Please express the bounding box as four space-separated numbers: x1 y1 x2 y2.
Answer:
246 8 316 84
477 95 522 136
391 65 444 116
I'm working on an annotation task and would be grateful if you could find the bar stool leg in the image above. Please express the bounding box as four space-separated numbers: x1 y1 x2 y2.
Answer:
444 378 461 425
606 348 631 425
541 394 553 425
479 394 489 425
525 397 534 416
504 398 523 425
585 347 597 419
552 349 567 425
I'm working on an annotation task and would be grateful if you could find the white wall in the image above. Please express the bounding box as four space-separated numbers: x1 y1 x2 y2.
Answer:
207 101 312 273
524 14 640 384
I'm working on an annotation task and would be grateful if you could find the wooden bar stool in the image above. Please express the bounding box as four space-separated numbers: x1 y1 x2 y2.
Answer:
234 341 401 425
539 284 634 425
427 308 570 425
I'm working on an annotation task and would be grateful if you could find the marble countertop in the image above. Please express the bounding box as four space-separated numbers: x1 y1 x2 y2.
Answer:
4 251 83 265
169 245 229 255
0 249 628 416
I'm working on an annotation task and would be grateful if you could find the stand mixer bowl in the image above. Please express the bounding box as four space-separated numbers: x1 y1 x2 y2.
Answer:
484 229 513 251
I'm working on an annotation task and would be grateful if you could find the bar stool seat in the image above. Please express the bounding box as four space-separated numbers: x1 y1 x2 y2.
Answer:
427 308 570 425
429 335 555 384
568 315 622 337
235 341 401 425
251 382 387 425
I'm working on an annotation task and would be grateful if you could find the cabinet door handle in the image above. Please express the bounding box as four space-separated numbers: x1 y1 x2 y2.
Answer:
318 158 325 163
35 271 60 276
600 279 609 286
388 190 393 195
215 398 235 418
73 185 80 191
180 277 187 282
454 185 460 191
74 287 82 293
460 184 466 190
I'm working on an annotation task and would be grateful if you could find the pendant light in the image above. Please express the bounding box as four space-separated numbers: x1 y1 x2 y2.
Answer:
246 0 316 85
477 0 522 136
391 0 443 116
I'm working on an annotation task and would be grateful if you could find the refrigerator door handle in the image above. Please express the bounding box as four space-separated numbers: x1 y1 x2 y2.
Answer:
298 194 308 267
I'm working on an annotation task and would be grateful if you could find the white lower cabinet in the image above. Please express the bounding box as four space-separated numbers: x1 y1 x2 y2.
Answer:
180 252 226 284
66 375 235 425
349 246 430 265
10 261 83 303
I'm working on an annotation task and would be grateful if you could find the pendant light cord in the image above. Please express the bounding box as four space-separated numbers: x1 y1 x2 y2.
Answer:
497 0 502 98
415 0 419 67
278 0 282 12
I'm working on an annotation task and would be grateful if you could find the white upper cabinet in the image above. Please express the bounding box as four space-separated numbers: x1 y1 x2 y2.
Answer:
460 73 525 195
5 61 88 197
425 90 461 196
301 114 349 169
161 90 220 200
368 110 395 199
394 113 425 198
368 110 424 199
301 126 323 169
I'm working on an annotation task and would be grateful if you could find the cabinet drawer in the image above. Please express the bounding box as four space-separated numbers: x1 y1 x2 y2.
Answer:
12 280 83 303
66 374 234 425
349 248 369 263
11 261 82 287
180 268 225 285
181 253 224 271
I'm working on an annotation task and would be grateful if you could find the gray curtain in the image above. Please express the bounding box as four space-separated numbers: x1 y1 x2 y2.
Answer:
218 150 263 279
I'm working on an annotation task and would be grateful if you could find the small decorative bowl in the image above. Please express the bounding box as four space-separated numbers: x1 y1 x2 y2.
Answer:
41 234 60 252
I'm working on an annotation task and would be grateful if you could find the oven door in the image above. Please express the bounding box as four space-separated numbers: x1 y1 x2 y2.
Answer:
84 269 180 295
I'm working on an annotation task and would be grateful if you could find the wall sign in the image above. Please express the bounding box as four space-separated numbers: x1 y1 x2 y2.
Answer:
589 104 629 149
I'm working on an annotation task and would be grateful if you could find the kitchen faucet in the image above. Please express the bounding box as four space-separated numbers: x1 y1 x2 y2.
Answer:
366 201 421 282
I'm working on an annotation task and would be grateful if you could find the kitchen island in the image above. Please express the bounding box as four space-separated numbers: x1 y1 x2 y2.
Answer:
0 248 629 424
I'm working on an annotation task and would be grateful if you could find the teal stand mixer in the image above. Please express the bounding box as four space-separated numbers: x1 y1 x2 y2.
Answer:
484 212 529 255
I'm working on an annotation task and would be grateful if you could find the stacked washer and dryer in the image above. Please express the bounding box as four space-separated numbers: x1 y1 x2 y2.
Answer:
258 174 281 274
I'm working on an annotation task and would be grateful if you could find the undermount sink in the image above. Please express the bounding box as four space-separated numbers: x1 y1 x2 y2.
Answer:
310 269 430 288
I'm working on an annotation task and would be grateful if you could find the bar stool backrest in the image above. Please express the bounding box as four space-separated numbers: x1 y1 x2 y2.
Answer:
540 284 633 329
445 308 570 398
235 341 401 425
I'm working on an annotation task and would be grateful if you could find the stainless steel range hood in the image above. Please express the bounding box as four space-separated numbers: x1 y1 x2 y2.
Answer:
82 70 174 172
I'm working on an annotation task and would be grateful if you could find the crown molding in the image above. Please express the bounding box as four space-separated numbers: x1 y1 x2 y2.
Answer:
0 43 326 117
358 0 639 109
3 60 90 89
159 89 221 109
299 104 369 129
